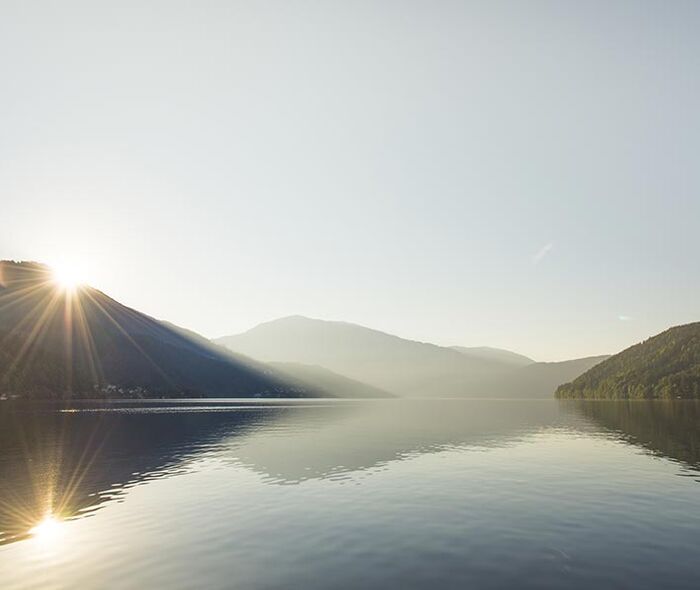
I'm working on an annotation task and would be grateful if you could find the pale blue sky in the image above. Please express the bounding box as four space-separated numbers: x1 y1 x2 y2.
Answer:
1 0 698 360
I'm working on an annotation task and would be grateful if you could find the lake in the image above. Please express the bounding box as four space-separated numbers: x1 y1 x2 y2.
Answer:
1 399 699 589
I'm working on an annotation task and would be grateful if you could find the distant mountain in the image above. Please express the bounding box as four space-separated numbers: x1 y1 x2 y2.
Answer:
451 346 534 367
269 362 392 399
217 316 605 398
0 261 609 400
217 315 520 397
556 323 700 399
490 355 609 398
0 261 319 399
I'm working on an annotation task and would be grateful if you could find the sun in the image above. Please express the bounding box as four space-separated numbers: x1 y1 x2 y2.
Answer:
51 262 86 291
30 514 64 545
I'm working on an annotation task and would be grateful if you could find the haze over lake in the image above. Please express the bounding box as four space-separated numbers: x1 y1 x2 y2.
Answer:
2 399 700 590
3 1 700 588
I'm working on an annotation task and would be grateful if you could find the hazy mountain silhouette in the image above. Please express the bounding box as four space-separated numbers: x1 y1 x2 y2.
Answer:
217 315 517 397
217 316 607 398
485 355 610 398
0 261 320 399
557 322 700 399
0 262 609 399
269 362 392 398
451 346 534 367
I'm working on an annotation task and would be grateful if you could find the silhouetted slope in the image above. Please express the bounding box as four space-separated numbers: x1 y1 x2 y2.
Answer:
217 316 604 398
0 330 75 396
556 323 700 399
0 261 308 399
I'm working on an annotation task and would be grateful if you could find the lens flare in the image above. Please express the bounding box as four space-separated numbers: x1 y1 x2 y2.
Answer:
29 514 63 544
51 263 85 291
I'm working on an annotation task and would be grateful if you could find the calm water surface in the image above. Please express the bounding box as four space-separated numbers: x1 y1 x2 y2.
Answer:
1 399 699 589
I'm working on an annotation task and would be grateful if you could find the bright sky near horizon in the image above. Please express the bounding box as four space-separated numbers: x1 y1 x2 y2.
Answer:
1 0 699 361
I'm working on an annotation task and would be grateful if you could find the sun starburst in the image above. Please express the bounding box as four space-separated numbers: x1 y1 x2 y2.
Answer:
51 263 85 292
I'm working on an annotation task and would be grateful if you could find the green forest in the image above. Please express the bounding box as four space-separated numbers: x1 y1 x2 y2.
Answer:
556 322 700 399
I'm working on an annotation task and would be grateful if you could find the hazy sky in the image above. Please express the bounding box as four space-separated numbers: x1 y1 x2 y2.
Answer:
2 1 699 360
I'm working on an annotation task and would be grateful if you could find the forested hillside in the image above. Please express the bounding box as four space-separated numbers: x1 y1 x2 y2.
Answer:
556 323 700 399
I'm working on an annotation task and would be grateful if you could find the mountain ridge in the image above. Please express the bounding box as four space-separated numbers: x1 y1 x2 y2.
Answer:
218 315 608 398
0 262 613 400
450 346 534 367
0 262 326 399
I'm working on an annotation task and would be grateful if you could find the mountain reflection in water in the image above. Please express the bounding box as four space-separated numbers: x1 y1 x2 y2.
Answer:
0 399 559 544
3 399 700 549
564 400 700 474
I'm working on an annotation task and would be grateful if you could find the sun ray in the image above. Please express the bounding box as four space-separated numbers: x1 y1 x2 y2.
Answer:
0 259 186 544
63 291 74 391
70 291 104 388
3 289 64 381
82 288 175 387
